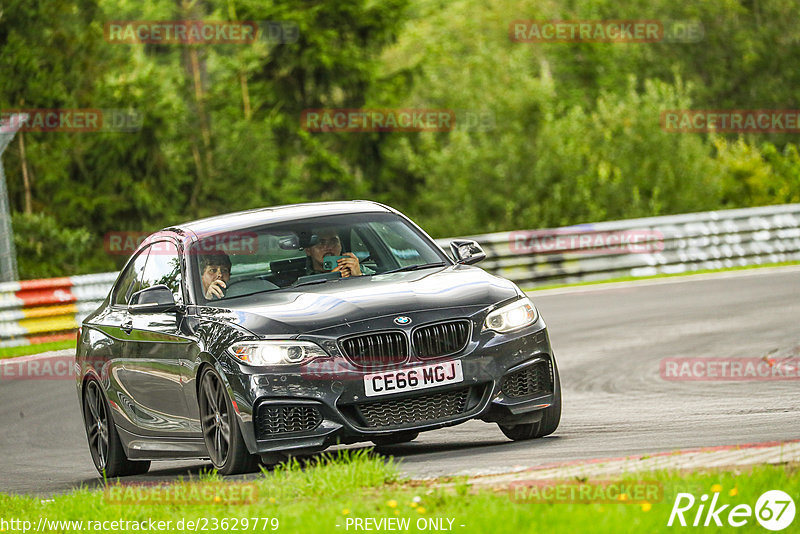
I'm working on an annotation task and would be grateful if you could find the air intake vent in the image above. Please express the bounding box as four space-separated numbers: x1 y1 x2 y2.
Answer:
413 320 470 359
500 360 553 399
355 387 471 428
340 331 408 369
254 404 322 439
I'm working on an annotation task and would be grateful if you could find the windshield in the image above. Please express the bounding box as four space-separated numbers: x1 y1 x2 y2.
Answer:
189 212 449 304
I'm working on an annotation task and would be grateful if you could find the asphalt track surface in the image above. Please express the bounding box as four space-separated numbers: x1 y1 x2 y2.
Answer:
2 267 799 495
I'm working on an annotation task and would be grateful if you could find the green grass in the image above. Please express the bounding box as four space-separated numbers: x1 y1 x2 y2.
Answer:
0 340 75 360
1 450 797 533
525 260 800 292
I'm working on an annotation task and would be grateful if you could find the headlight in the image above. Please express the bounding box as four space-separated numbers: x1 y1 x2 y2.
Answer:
227 341 327 366
483 298 538 333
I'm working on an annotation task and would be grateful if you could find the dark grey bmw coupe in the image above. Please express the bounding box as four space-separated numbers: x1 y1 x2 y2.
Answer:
76 201 561 476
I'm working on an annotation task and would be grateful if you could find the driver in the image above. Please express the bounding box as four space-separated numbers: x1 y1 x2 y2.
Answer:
199 253 231 300
303 229 365 277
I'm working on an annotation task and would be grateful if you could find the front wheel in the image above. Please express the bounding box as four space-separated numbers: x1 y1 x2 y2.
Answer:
498 359 562 441
198 368 260 475
82 380 150 477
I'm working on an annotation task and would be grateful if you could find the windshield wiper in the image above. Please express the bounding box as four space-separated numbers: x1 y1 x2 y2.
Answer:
381 262 447 275
291 272 343 288
292 278 330 288
294 276 349 288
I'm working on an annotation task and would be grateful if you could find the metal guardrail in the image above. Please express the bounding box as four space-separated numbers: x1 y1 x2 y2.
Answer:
2 204 799 348
435 203 800 287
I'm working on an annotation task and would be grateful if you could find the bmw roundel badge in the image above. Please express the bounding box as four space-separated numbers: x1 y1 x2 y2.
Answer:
394 316 411 325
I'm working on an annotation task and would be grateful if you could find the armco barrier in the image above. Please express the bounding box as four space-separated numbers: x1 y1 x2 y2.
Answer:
1 204 799 349
434 203 800 288
0 273 117 348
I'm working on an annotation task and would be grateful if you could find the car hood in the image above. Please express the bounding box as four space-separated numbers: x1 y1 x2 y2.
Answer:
201 265 521 336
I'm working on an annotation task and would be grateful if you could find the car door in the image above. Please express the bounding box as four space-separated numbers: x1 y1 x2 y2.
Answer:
89 246 150 436
124 239 196 436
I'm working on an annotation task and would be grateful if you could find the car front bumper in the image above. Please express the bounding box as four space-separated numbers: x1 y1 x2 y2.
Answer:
219 314 558 457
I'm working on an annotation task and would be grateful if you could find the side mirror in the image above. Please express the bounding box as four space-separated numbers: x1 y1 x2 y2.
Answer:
128 285 179 313
450 239 486 265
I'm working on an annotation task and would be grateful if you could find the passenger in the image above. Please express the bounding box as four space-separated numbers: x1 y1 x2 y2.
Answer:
303 229 365 278
199 253 231 300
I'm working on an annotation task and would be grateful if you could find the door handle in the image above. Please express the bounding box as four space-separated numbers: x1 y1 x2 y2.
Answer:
121 319 133 335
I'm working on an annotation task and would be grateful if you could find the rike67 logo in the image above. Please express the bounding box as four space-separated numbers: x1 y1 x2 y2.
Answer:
668 490 795 530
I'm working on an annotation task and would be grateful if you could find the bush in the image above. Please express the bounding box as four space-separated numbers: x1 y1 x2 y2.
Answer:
12 212 97 279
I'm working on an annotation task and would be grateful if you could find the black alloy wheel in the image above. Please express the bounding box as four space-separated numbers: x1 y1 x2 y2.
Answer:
198 368 259 475
83 380 150 477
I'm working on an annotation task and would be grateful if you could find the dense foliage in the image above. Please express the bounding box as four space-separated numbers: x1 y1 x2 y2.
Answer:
2 0 799 278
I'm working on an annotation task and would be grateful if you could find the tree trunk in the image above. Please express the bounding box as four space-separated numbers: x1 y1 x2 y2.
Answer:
180 0 213 211
18 131 32 214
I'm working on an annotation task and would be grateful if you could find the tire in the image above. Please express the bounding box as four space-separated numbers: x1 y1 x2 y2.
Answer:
498 358 562 441
82 379 150 477
371 431 419 446
198 368 260 475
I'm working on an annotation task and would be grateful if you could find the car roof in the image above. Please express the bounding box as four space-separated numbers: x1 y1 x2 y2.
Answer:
171 200 394 235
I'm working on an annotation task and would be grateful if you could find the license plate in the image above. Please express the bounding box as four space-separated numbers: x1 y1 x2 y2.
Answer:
363 360 463 397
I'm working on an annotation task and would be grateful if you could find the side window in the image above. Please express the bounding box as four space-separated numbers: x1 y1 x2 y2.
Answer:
136 241 182 303
114 248 150 305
